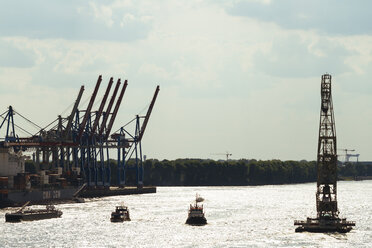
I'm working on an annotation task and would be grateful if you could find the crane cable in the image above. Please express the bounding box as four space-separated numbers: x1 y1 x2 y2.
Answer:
0 114 34 136
13 109 42 130
112 99 151 135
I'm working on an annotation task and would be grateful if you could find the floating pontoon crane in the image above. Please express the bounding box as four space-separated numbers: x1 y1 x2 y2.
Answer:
294 74 355 233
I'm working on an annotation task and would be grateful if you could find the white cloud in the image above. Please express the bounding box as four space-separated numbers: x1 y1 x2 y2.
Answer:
1 0 372 161
224 0 372 35
120 13 135 27
89 2 114 27
0 68 33 92
138 64 171 81
330 36 372 75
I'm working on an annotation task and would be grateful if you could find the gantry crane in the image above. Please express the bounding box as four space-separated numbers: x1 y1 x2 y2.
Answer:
0 75 159 188
338 148 359 163
113 85 160 187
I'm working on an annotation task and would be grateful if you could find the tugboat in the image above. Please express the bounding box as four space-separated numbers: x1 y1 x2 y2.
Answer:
110 204 131 222
186 194 207 226
5 201 63 222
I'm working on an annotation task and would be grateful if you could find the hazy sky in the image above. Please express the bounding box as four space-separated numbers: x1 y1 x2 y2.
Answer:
1 0 371 161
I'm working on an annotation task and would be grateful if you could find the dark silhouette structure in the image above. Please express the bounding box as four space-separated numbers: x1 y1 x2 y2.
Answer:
294 74 355 233
0 76 159 188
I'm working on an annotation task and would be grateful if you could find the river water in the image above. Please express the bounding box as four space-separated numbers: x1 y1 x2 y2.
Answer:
0 181 371 248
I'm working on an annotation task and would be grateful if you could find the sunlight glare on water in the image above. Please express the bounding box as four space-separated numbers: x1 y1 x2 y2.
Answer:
0 181 371 247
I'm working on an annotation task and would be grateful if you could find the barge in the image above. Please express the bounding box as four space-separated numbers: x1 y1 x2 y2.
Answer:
5 202 62 222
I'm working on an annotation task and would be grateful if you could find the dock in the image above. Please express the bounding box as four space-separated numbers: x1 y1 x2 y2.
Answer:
78 186 156 198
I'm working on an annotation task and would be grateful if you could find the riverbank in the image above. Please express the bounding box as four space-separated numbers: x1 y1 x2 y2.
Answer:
79 186 156 198
142 159 372 186
339 175 372 181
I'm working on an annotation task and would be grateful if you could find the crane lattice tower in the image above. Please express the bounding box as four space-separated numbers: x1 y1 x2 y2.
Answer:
317 74 338 218
294 74 355 233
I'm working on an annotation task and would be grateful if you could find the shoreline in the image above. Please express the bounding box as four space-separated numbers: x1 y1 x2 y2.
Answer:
152 177 372 187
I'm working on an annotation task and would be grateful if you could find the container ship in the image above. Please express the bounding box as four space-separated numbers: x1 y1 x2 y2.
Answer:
0 147 156 208
0 148 81 208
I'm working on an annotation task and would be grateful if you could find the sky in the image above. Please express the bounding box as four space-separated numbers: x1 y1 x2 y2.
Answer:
0 0 372 161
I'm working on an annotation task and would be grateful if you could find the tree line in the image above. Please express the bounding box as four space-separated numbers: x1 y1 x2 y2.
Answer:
142 159 318 186
25 159 372 186
142 159 372 186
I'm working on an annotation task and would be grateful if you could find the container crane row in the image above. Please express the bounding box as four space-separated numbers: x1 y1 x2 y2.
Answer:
0 75 160 188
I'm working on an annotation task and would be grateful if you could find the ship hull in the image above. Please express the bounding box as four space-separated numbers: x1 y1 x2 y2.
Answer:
294 217 355 233
295 226 352 233
110 216 131 222
5 211 62 222
80 186 156 198
1 186 157 208
186 216 207 226
0 187 78 208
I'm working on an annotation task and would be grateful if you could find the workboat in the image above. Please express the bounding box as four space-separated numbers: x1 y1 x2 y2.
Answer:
5 201 62 222
110 205 131 222
186 194 207 226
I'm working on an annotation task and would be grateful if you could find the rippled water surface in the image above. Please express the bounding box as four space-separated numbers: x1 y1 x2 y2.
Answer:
1 181 371 247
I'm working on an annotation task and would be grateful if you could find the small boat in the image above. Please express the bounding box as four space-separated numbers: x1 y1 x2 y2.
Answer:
110 205 131 222
186 194 207 226
5 202 62 222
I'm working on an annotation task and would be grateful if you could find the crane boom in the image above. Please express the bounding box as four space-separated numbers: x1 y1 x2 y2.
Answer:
99 79 121 137
78 75 102 139
138 85 160 142
105 80 128 140
91 77 113 136
64 85 84 139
